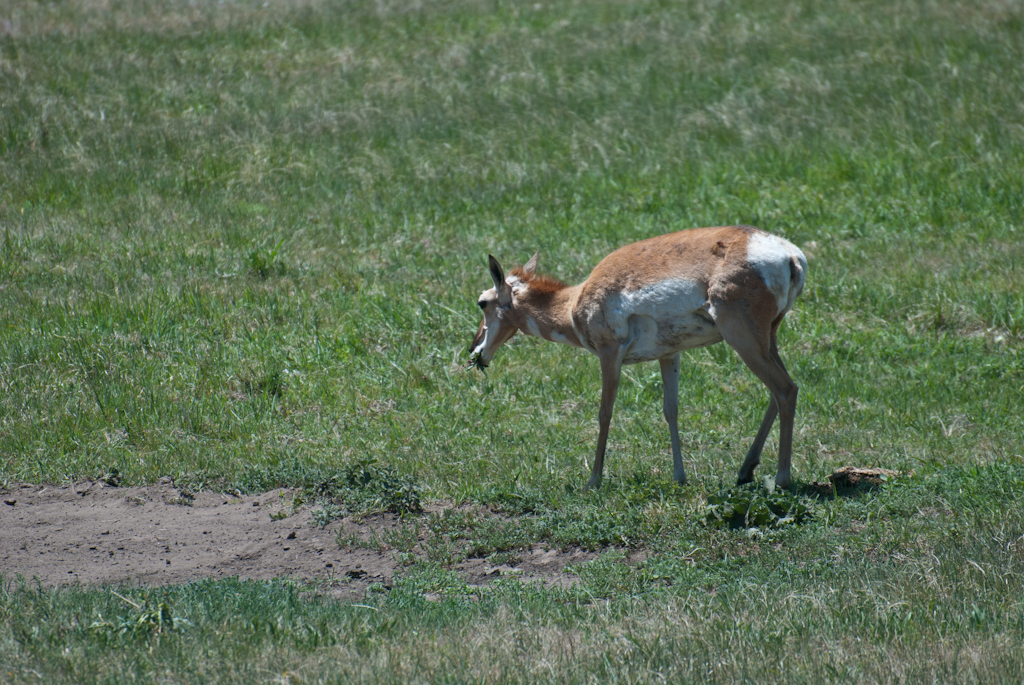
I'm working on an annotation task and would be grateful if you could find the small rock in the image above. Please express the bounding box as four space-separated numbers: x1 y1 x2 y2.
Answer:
828 466 908 488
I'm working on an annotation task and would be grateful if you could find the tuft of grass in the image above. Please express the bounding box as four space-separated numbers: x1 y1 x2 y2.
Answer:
246 238 286 280
235 456 423 521
89 593 192 645
314 456 423 516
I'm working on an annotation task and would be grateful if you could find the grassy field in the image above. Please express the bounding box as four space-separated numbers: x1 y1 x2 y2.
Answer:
2 0 1024 681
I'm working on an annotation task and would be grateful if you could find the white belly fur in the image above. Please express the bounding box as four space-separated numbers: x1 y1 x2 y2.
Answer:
603 278 723 363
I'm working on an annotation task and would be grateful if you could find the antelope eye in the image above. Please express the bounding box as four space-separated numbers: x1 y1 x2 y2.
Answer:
477 300 487 309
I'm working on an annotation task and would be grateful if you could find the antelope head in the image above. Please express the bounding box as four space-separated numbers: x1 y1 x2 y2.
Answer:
468 253 537 370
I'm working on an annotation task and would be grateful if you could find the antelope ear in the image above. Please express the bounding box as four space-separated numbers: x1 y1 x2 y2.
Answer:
488 255 505 290
522 251 539 278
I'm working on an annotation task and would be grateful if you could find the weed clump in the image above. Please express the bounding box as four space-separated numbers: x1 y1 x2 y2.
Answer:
235 457 422 527
705 481 813 531
475 483 654 549
314 457 422 517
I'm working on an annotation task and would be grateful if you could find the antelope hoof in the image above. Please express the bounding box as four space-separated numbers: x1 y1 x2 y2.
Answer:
673 470 687 486
775 473 792 490
585 474 603 491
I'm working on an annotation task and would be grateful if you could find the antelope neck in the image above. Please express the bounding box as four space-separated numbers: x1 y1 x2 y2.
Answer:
512 280 583 348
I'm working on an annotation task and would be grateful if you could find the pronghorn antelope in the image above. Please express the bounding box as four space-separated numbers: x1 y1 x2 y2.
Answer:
469 226 807 490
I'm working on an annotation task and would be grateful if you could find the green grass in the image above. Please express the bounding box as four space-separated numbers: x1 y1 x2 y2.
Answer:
2 0 1024 680
4 463 1024 682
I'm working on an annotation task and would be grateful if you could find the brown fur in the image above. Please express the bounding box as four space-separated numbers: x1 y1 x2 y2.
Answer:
509 267 566 292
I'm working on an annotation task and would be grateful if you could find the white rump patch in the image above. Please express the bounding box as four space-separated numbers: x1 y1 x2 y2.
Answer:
746 232 807 314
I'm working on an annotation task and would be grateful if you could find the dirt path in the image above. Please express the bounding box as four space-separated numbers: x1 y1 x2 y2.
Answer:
0 479 597 598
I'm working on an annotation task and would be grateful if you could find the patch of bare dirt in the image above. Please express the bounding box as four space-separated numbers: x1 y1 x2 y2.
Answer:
0 480 597 598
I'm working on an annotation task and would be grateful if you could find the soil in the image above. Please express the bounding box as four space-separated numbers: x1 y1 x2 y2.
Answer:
0 479 600 599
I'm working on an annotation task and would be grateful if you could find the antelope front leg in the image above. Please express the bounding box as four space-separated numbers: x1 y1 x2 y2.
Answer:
587 347 622 491
659 353 686 485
